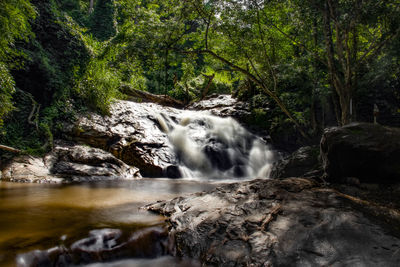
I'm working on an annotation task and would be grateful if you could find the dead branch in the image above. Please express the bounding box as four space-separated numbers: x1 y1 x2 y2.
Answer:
121 85 184 108
0 145 22 154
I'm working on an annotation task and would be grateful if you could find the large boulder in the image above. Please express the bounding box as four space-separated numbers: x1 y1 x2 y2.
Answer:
63 100 179 177
270 146 322 179
147 178 400 266
320 123 400 183
1 141 140 183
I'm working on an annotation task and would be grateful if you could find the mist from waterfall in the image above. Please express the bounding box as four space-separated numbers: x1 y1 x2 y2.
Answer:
156 110 275 179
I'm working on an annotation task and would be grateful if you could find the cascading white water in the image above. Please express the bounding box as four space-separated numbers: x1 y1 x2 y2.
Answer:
156 110 275 179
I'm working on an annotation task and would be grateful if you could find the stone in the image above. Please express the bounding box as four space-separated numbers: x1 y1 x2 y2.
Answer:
164 165 182 179
1 141 140 183
320 123 400 183
16 226 169 266
63 99 271 179
63 100 179 177
203 141 232 171
270 146 322 179
146 178 400 266
187 94 251 120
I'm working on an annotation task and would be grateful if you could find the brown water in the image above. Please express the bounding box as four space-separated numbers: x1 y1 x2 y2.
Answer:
0 179 222 266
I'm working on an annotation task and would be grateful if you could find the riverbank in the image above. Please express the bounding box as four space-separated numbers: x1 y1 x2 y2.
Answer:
147 177 400 266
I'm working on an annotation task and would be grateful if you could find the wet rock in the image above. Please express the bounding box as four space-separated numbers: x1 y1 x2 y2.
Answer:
63 99 274 179
70 227 168 263
270 146 322 179
16 247 66 267
147 178 400 266
203 141 232 171
320 123 400 183
1 141 140 183
164 165 182 179
63 100 179 177
16 226 169 266
187 94 251 121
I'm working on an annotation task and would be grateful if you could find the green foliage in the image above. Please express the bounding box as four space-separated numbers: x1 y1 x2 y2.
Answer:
56 0 90 26
0 0 36 63
0 63 16 126
12 0 91 105
0 90 44 154
90 0 117 41
0 0 36 125
74 57 121 115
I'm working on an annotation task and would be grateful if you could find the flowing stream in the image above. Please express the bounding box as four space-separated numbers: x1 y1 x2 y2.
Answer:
0 100 276 266
156 109 275 179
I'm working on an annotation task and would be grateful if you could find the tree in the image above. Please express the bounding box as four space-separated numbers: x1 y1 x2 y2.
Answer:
318 0 400 125
0 0 36 126
89 0 94 13
265 0 400 125
176 0 308 137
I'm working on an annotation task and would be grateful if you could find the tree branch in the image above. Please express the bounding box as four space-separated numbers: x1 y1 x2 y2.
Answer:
357 28 399 66
0 145 21 154
178 49 308 138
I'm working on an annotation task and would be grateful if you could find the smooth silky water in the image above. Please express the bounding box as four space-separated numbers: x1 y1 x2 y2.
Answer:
0 179 222 266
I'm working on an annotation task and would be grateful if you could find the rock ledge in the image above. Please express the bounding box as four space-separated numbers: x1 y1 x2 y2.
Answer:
147 178 400 266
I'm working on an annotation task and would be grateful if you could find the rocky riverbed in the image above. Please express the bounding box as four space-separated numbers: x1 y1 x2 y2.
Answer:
145 121 400 266
147 177 400 266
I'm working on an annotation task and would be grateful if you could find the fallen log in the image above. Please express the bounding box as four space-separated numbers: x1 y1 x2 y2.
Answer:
121 85 184 108
0 145 22 154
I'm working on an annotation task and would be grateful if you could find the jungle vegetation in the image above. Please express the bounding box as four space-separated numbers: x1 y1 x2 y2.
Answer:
0 0 399 153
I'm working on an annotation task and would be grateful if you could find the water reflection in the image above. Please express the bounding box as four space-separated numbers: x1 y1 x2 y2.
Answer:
0 179 223 266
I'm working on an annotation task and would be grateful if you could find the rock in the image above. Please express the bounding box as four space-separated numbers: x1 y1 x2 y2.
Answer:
164 165 182 179
146 178 400 266
63 99 272 179
63 100 179 177
187 94 251 121
203 141 232 171
0 155 64 183
1 141 140 183
320 123 400 183
16 226 169 266
270 146 322 179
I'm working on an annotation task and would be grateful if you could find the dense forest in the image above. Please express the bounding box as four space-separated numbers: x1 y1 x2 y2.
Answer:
1 1 400 265
1 0 399 153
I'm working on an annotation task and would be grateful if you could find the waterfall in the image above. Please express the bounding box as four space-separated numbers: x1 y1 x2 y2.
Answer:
156 110 275 179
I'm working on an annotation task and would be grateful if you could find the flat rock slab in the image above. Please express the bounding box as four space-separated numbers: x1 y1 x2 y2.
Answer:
147 178 400 266
1 141 140 183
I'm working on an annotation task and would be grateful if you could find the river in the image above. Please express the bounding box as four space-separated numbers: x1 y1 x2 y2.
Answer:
0 179 225 266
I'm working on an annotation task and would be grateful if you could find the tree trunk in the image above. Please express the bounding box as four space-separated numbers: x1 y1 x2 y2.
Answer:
331 92 341 126
164 48 169 96
339 89 351 125
201 73 215 100
89 0 94 13
322 1 353 126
